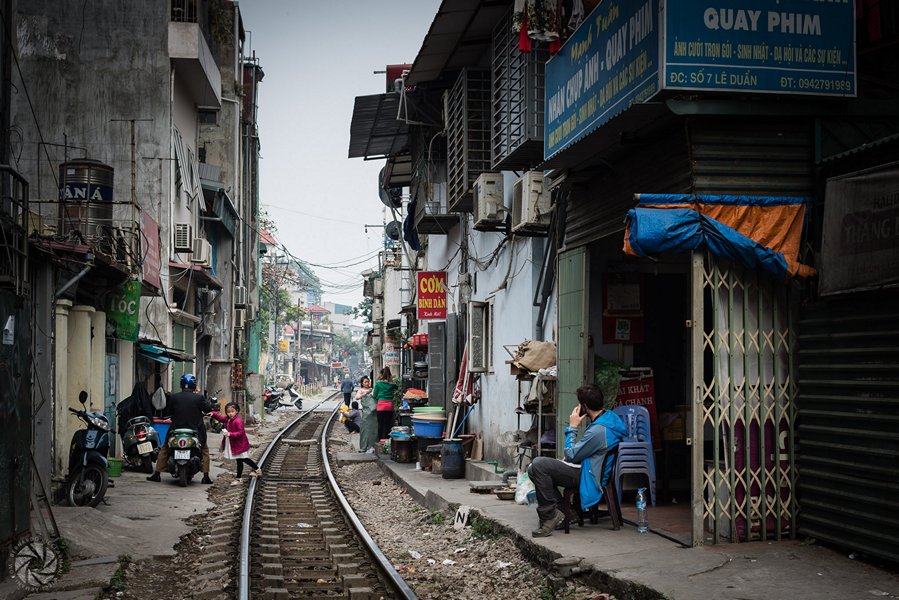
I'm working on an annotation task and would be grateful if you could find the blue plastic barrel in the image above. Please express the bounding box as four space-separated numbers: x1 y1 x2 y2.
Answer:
441 438 465 479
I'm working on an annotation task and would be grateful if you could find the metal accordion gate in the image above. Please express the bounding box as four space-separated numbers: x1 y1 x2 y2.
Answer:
691 252 798 545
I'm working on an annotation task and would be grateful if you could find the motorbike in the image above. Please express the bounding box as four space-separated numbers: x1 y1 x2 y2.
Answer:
263 384 284 412
264 383 302 411
66 390 112 507
205 389 224 434
279 383 303 410
121 415 160 473
165 428 202 487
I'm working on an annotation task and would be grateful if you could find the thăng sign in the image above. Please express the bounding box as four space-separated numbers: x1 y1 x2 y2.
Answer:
417 271 447 320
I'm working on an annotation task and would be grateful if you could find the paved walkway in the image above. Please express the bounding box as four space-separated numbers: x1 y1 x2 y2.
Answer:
0 390 334 600
378 458 899 600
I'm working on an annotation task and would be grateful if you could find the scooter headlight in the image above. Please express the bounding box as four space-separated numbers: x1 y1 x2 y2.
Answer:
89 415 111 431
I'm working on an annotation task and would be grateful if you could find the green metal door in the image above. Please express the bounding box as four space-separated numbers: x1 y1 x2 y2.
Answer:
557 247 588 453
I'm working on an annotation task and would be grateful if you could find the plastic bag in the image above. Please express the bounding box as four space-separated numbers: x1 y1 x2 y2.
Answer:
515 471 535 505
151 387 167 411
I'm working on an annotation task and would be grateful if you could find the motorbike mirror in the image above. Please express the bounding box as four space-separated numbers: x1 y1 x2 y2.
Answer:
78 390 88 405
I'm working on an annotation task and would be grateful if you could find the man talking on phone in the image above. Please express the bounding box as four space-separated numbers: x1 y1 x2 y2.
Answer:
526 383 627 537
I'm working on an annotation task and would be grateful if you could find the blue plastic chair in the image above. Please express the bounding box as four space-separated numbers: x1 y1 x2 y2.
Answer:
612 405 657 507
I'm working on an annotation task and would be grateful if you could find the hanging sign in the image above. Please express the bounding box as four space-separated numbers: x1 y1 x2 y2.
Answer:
602 273 644 344
383 340 400 367
417 271 447 320
106 279 141 342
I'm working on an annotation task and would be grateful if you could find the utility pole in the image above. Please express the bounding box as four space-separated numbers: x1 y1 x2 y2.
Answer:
295 297 302 383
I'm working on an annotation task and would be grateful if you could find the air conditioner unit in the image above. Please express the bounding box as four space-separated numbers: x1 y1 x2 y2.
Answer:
234 308 247 329
233 285 248 307
473 172 504 231
246 305 255 321
373 278 383 297
511 171 550 235
174 223 193 253
191 238 212 267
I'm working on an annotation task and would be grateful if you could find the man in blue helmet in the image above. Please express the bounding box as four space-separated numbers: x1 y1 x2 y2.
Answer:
147 373 214 484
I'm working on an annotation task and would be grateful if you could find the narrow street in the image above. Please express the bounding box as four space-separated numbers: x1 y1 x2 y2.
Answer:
1 1 898 599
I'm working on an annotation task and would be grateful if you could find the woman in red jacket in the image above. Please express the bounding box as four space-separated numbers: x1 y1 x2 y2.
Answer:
211 402 261 484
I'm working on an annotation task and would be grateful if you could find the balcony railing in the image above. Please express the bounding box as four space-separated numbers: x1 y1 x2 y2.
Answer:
171 0 198 23
31 198 142 276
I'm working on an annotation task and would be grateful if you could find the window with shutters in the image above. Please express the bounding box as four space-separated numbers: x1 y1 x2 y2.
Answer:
468 300 493 373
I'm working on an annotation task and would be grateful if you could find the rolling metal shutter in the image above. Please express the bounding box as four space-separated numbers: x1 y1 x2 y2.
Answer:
564 129 691 249
797 290 899 562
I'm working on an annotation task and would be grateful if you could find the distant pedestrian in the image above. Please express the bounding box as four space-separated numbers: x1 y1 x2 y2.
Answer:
373 367 398 441
356 376 377 453
210 402 261 485
340 375 355 407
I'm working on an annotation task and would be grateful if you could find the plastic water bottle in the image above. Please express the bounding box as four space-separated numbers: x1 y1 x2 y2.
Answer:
636 487 649 533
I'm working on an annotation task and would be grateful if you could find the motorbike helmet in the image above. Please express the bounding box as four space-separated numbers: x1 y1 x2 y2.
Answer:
180 373 198 390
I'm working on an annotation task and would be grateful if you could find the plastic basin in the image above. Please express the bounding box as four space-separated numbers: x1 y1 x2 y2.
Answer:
411 417 446 438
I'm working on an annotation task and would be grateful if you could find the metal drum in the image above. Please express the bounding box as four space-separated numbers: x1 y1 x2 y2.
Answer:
58 159 114 237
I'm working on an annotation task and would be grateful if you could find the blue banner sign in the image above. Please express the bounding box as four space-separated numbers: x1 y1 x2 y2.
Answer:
663 0 856 96
544 0 659 160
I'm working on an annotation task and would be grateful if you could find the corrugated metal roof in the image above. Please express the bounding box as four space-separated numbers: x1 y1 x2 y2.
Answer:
348 93 408 159
539 103 673 171
406 0 512 87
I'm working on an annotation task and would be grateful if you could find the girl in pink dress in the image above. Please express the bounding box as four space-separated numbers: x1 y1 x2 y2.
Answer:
211 402 261 484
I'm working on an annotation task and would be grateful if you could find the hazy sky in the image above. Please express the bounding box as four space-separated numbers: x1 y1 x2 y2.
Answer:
238 1 440 308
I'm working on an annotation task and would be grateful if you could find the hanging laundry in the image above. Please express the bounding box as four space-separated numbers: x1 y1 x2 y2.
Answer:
527 0 561 43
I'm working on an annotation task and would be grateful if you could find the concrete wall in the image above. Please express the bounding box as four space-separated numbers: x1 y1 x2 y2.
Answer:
423 174 549 465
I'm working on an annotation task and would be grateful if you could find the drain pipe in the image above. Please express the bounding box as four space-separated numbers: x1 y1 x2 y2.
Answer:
52 261 92 303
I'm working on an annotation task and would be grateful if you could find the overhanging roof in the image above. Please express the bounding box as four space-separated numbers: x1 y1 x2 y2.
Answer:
406 0 512 87
539 103 674 172
384 154 412 187
348 93 408 159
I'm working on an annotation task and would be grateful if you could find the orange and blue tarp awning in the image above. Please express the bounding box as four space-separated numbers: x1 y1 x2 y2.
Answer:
623 194 815 280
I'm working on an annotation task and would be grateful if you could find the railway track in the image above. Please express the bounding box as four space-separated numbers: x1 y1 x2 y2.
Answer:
238 395 417 600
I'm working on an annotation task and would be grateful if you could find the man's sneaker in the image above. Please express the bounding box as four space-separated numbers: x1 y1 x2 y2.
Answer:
146 472 160 482
532 510 565 538
201 474 213 484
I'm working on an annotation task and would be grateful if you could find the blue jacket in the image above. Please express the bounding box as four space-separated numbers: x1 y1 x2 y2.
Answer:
563 410 627 511
340 379 355 393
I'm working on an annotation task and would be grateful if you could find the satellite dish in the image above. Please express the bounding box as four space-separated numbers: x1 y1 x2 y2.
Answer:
378 167 403 209
385 220 402 241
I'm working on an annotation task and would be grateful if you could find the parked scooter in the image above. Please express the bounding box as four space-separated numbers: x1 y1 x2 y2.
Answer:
121 416 160 473
263 385 284 412
281 383 303 410
66 391 112 507
205 389 224 434
165 428 202 487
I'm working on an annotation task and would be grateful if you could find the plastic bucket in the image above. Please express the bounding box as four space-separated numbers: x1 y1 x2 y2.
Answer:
411 417 445 438
107 457 123 478
152 420 171 442
441 438 465 479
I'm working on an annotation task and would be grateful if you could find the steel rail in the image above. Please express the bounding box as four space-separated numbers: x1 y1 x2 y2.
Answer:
237 394 335 600
320 406 419 600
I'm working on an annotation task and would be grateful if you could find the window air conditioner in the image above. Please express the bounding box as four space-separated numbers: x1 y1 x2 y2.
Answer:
233 308 247 329
473 172 504 231
511 171 550 235
174 223 193 253
233 285 248 307
191 238 212 267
